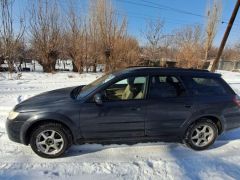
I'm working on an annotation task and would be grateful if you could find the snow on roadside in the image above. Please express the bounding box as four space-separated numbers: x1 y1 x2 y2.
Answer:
0 72 102 115
218 70 240 83
0 70 240 179
217 70 240 95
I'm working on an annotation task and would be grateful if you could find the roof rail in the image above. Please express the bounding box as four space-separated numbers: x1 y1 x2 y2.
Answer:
126 66 210 72
186 68 209 72
126 65 159 68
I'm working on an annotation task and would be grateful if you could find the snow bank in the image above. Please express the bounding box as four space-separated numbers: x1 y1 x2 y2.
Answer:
217 70 240 95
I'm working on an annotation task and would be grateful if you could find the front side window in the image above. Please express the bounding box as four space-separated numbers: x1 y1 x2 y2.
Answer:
182 76 227 96
149 75 185 98
81 73 115 92
77 73 115 99
103 76 147 101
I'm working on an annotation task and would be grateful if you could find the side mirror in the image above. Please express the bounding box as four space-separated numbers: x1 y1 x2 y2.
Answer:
94 93 103 105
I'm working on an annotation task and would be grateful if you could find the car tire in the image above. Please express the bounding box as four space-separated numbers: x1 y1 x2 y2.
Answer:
30 123 71 158
184 119 218 150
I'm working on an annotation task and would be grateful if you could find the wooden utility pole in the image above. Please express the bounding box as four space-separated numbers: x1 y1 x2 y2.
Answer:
210 0 240 72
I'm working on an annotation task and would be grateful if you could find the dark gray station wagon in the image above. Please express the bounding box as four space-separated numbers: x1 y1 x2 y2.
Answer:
6 67 240 158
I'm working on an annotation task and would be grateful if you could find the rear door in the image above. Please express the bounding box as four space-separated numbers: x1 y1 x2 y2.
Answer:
145 75 193 137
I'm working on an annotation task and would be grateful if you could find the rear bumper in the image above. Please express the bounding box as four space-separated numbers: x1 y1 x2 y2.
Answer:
5 119 24 144
224 111 240 131
225 122 240 131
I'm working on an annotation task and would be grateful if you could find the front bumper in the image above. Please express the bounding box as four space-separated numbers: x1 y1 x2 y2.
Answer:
5 118 24 144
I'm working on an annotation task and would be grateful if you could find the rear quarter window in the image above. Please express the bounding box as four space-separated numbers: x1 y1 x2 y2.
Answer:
181 76 228 96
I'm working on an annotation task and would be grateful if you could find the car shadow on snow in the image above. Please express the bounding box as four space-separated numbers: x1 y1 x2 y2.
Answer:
218 128 240 141
62 128 240 158
65 144 107 157
64 142 180 158
169 128 240 179
209 128 240 149
63 141 240 179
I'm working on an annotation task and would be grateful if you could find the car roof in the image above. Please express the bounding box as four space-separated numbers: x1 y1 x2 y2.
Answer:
113 66 221 77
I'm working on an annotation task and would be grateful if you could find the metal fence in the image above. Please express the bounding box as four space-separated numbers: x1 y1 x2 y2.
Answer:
218 60 240 71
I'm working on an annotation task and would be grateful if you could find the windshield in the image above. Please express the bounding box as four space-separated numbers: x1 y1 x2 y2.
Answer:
77 73 115 99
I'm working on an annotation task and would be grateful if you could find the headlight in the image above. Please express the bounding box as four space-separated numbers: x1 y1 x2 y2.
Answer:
8 111 19 120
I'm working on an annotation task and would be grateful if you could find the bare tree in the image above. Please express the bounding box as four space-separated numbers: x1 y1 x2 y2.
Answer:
160 35 176 61
174 25 204 68
88 3 101 72
64 5 85 73
222 43 240 60
91 0 128 72
0 0 25 72
29 0 62 72
234 43 240 60
113 36 139 69
204 0 222 61
143 19 165 62
0 36 3 64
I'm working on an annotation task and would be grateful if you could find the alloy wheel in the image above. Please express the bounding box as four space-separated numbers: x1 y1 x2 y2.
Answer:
190 124 214 147
36 130 64 155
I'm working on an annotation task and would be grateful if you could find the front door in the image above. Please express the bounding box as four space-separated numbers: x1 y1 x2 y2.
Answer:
79 76 148 140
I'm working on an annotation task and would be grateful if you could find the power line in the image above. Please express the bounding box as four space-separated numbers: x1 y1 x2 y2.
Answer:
121 0 205 18
116 0 240 26
116 0 206 17
57 0 240 34
58 0 203 26
116 11 204 27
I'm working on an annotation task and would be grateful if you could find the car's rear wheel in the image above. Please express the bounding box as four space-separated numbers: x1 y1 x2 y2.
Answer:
184 119 218 150
30 123 71 158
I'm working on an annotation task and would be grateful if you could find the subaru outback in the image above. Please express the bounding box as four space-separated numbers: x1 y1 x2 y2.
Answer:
6 67 240 158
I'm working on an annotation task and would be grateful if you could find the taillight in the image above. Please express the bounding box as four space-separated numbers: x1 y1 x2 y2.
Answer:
234 95 240 107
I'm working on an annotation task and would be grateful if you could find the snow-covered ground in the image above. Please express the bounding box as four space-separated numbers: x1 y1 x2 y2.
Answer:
0 70 240 180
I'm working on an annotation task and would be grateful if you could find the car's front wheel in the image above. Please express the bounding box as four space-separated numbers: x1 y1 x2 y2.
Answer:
184 119 218 150
30 123 71 158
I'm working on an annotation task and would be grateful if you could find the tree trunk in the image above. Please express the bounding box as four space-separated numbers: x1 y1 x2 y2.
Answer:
7 59 15 73
79 59 84 73
63 60 66 70
42 65 49 72
204 48 209 61
105 58 112 73
93 60 97 73
78 62 83 73
33 60 35 71
40 59 56 73
50 60 56 72
201 49 210 69
72 60 78 72
0 56 3 65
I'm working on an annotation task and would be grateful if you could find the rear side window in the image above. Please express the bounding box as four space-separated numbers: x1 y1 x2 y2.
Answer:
182 76 227 96
149 75 186 98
